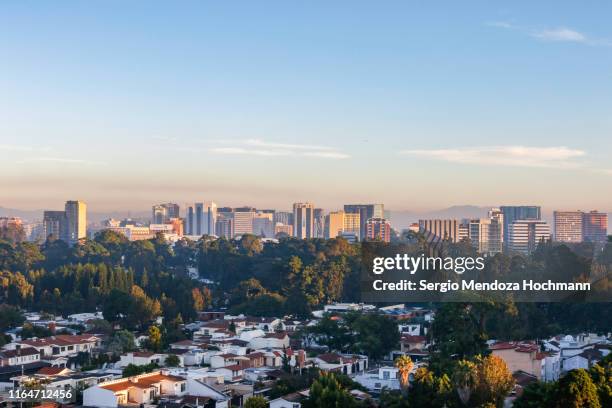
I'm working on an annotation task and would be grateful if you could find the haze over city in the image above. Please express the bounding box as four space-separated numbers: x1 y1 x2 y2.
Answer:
2 1 612 212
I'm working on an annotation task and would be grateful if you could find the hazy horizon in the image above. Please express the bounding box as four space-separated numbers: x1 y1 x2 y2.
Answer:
2 2 612 211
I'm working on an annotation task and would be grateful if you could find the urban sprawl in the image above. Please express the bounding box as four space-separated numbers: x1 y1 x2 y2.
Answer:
0 201 610 407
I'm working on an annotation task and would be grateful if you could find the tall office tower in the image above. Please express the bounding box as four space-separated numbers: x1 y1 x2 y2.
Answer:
204 202 217 235
469 219 492 254
458 223 469 242
325 211 345 239
343 212 361 240
366 218 392 242
418 219 460 242
43 210 67 240
253 212 274 238
344 204 384 239
273 211 293 227
507 220 551 254
65 200 87 245
500 206 541 247
582 211 608 243
185 203 201 236
553 211 583 243
293 202 315 239
185 202 217 236
233 207 255 236
215 215 234 239
469 210 503 255
152 203 180 224
313 208 325 238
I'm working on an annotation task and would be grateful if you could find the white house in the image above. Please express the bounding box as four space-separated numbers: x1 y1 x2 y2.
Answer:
248 332 290 349
83 370 187 407
7 334 101 358
354 367 401 392
211 365 244 382
0 347 40 367
311 353 368 375
115 351 171 368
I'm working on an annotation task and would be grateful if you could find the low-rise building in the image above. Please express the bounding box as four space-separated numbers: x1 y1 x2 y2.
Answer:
83 370 187 407
354 366 401 392
490 342 545 380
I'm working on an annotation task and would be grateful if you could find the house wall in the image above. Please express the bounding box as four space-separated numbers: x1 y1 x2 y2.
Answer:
83 386 119 408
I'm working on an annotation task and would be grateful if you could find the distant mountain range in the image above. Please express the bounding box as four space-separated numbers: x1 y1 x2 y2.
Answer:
0 206 150 224
388 206 612 231
388 205 490 230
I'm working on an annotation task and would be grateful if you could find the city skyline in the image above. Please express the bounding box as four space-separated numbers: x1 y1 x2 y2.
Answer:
2 2 612 210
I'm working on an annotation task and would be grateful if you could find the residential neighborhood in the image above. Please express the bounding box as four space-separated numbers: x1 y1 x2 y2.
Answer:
0 302 609 407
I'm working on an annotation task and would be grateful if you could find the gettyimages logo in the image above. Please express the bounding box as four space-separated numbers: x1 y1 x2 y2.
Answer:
372 254 485 275
360 237 610 303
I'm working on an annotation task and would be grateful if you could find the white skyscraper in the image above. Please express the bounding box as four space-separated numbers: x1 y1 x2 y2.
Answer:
507 220 551 254
185 201 217 236
65 200 87 245
293 202 315 239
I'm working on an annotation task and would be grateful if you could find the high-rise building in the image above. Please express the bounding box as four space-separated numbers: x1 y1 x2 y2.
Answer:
65 200 87 245
507 220 550 254
274 211 293 228
185 202 217 236
500 206 541 247
343 212 361 240
253 212 274 238
293 202 315 239
325 211 345 239
458 223 469 242
314 208 325 238
468 209 503 254
366 218 392 242
418 219 460 242
553 211 583 243
152 203 180 224
323 210 360 240
233 207 255 236
215 215 233 239
344 204 384 239
582 211 608 243
43 211 66 240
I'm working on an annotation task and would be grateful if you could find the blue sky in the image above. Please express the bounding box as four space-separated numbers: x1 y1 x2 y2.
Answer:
1 1 612 212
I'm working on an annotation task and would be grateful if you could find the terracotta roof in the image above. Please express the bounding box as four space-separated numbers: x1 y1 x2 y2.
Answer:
0 347 40 358
490 342 539 353
202 320 229 329
264 332 288 339
100 381 132 392
402 335 426 342
36 367 69 376
316 353 342 364
222 364 243 371
217 353 238 359
20 334 99 348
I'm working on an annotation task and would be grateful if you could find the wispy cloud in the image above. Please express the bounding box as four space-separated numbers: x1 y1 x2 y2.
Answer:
400 146 586 169
210 139 350 159
533 28 586 43
487 21 611 46
16 157 108 165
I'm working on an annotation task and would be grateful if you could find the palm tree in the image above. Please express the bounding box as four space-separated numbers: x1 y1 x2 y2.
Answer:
452 360 478 406
394 355 414 391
